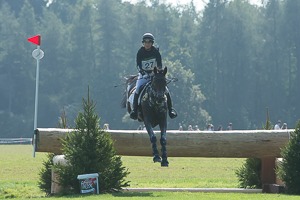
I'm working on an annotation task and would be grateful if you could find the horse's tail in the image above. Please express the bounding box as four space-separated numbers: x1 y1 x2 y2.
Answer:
120 75 138 108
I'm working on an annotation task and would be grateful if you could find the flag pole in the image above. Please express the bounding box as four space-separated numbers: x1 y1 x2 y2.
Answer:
32 46 41 157
34 45 40 131
28 34 43 157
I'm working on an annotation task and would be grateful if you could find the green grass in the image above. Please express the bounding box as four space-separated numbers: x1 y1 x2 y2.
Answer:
0 145 299 199
124 156 242 188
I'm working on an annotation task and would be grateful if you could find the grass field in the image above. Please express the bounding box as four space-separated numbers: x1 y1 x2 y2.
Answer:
0 145 299 199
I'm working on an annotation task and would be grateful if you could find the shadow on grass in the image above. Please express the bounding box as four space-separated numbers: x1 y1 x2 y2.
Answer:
112 192 154 197
50 192 154 198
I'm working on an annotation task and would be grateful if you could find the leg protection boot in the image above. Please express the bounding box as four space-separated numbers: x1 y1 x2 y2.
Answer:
166 92 177 119
130 93 139 120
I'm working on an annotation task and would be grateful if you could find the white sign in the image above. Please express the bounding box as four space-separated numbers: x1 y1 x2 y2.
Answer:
32 48 44 60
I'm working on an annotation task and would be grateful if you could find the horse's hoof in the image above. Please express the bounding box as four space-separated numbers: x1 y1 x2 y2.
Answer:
161 159 169 167
153 155 162 163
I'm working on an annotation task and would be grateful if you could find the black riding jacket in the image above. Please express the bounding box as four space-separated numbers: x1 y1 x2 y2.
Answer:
136 46 162 74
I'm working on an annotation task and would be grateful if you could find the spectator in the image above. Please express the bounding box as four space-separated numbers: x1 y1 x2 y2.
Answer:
282 123 287 130
103 123 110 130
178 123 183 131
274 120 281 130
188 125 194 131
206 124 211 131
137 125 143 130
210 124 214 131
194 125 200 131
217 125 223 131
227 122 233 130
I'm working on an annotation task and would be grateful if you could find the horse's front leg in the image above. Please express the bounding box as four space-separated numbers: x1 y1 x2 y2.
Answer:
144 122 161 163
160 122 169 167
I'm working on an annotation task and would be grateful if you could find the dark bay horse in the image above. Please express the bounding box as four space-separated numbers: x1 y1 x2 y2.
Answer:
121 67 169 167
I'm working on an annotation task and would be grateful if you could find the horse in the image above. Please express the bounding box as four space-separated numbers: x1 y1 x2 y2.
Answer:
121 67 169 167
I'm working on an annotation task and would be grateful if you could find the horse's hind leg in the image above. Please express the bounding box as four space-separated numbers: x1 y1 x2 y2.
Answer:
160 136 169 167
150 135 162 163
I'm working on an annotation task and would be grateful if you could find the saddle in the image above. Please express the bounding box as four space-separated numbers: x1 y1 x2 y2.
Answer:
128 82 150 107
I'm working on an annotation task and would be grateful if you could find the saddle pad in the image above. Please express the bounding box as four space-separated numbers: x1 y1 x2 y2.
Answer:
128 83 149 107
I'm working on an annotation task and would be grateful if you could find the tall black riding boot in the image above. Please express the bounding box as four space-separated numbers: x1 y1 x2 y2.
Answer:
166 92 177 119
130 93 139 120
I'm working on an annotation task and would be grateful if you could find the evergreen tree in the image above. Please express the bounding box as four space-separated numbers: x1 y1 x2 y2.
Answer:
235 158 261 189
277 121 300 194
56 89 130 193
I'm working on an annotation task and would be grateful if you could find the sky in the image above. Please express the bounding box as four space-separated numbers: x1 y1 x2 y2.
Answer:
122 0 262 12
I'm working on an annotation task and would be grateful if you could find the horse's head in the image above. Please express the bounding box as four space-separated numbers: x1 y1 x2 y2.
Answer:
150 67 167 103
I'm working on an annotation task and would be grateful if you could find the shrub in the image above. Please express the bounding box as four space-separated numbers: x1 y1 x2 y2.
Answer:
277 121 300 194
38 109 68 195
235 158 261 188
56 91 130 193
38 153 55 195
235 108 272 188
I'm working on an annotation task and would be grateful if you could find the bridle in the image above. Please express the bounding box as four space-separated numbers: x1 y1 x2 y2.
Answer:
148 73 167 105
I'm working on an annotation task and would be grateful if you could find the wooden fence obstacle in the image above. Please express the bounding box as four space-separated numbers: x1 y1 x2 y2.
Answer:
34 128 290 157
51 155 67 194
33 128 292 193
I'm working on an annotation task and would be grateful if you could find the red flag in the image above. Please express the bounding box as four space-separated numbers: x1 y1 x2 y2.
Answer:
27 35 41 46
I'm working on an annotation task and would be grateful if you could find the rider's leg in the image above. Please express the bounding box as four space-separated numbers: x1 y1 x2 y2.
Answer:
130 74 146 120
130 92 139 120
166 88 177 119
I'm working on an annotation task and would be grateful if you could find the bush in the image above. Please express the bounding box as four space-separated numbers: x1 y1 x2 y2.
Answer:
235 109 272 188
56 91 130 193
38 109 68 195
277 121 300 194
235 158 261 188
38 153 55 195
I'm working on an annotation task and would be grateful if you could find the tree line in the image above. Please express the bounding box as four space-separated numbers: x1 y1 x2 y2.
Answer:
0 0 299 137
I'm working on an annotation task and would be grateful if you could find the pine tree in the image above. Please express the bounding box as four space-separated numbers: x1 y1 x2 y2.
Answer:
56 89 130 193
277 121 300 194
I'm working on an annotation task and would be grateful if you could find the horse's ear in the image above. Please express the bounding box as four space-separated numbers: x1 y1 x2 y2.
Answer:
154 67 158 74
163 67 167 75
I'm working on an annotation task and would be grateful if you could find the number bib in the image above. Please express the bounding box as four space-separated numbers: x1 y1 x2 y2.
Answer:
141 58 157 72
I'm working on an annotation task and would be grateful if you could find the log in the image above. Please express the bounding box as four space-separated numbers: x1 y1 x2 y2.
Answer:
34 128 291 158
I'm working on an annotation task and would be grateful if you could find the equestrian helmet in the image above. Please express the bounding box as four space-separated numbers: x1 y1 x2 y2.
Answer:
142 33 154 42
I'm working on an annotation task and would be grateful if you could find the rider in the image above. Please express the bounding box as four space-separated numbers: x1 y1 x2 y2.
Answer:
130 32 177 120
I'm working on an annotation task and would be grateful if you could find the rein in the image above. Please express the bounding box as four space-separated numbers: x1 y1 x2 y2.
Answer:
147 75 167 106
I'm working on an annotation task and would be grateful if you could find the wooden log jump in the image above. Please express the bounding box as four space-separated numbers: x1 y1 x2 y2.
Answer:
34 128 292 192
34 128 290 157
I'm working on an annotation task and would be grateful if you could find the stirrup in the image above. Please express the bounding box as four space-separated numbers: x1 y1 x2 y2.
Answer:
130 110 138 120
169 108 177 119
